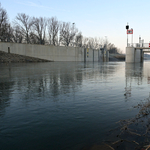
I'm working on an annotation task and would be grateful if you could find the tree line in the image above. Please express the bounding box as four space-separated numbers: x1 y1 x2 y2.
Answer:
0 3 122 54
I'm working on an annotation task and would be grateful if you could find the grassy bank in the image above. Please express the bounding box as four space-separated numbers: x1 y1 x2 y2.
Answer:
0 51 52 63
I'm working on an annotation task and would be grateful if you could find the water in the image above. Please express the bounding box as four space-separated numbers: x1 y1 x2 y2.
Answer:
0 61 150 150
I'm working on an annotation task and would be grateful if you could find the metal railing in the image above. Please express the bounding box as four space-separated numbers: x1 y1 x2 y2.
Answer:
128 43 150 48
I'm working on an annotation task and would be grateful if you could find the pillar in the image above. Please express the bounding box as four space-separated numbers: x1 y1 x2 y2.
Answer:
126 47 142 63
126 47 135 63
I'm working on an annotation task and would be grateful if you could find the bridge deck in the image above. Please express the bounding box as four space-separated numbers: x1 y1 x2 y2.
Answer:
134 47 150 52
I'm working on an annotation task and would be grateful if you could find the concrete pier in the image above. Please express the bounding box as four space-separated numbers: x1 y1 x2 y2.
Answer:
126 47 144 63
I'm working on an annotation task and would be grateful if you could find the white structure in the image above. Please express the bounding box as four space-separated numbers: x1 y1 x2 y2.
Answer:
126 47 143 63
126 42 150 63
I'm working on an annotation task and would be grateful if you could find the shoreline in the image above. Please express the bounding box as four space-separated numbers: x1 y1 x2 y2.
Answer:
81 98 150 150
0 51 52 63
0 51 126 63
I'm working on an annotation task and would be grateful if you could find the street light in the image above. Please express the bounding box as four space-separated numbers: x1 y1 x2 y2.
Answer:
72 23 75 29
105 36 107 44
126 23 129 47
72 23 75 47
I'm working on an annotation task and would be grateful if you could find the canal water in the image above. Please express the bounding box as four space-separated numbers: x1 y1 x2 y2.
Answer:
0 61 150 150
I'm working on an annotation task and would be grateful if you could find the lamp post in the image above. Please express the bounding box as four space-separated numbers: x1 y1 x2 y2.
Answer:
126 23 129 47
72 23 75 32
105 36 107 51
105 36 107 43
72 23 75 47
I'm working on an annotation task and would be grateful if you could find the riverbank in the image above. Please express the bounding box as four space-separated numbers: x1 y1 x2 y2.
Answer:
109 54 125 61
0 50 125 63
0 51 52 63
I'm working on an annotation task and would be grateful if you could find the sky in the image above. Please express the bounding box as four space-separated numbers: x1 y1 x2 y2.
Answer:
1 0 150 53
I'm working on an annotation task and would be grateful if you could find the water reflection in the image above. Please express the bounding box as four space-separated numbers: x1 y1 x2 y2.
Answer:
0 81 14 116
12 62 83 100
125 63 143 99
1 62 150 150
125 63 143 81
144 62 150 84
0 62 123 120
0 62 124 110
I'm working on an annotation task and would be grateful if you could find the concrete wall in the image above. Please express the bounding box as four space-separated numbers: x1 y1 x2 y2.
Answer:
134 49 141 63
126 47 135 63
0 42 101 62
84 48 101 62
126 47 143 63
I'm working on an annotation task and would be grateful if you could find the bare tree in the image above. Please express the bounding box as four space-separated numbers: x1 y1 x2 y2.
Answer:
81 36 106 50
107 43 119 54
75 32 83 47
82 37 89 48
14 13 34 43
32 17 47 45
59 22 78 46
0 3 10 42
29 31 38 44
5 24 14 42
12 25 23 43
93 37 100 49
47 17 59 46
88 37 95 49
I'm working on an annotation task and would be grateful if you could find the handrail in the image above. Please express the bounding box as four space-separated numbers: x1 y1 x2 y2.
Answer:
128 43 150 48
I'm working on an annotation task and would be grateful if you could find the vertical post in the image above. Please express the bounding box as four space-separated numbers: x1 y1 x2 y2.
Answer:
132 32 133 47
87 48 89 58
98 50 99 62
106 50 109 62
126 23 129 47
93 49 94 62
142 39 144 47
84 48 86 62
140 49 143 63
8 47 10 53
127 34 128 47
139 36 141 47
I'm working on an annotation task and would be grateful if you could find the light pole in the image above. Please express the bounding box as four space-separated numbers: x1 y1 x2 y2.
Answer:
105 36 107 51
105 36 107 44
72 23 75 31
126 23 129 47
72 23 75 47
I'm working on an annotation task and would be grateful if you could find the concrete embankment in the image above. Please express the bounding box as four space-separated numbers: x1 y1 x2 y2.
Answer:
0 51 51 63
0 42 124 63
0 51 125 63
0 42 100 62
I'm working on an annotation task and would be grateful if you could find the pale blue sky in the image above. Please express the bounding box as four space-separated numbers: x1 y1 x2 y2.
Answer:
1 0 150 53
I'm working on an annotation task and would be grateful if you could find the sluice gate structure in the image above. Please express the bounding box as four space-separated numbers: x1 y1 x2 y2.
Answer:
126 43 150 63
